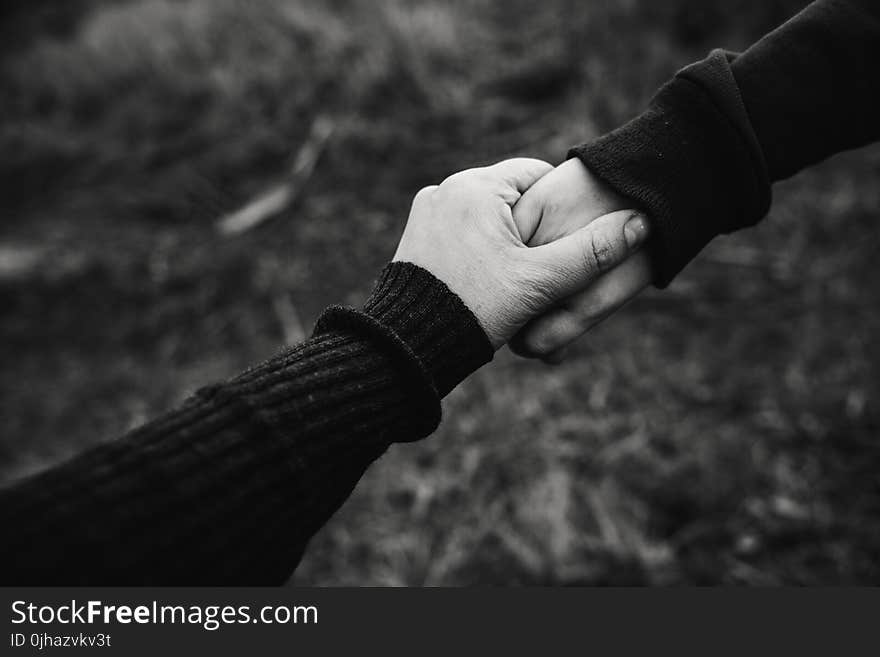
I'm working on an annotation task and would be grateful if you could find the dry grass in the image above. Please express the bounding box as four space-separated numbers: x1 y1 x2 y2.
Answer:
1 0 878 585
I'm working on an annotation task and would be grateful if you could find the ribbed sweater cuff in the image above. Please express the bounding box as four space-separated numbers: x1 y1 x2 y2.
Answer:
361 262 493 395
312 261 493 436
569 50 771 287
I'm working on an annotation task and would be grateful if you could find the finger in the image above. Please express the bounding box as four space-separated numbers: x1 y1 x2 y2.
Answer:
483 157 553 198
527 209 649 303
510 184 545 245
511 251 651 359
540 344 571 365
512 158 625 246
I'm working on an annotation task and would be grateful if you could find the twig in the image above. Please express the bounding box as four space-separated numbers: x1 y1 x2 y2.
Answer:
272 294 306 344
216 115 335 236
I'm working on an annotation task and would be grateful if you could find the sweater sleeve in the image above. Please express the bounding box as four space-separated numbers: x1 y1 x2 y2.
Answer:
569 0 880 287
0 262 493 585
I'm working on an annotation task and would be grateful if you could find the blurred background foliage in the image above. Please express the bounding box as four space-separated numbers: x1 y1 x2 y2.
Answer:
1 0 878 584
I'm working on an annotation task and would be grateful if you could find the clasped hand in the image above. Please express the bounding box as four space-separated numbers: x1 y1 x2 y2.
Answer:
393 158 651 354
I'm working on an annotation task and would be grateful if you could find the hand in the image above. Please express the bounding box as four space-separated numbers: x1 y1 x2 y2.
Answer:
393 158 650 349
509 158 653 361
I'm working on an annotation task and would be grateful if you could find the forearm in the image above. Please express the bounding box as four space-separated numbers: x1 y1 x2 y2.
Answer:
0 262 492 585
570 0 880 286
732 0 880 181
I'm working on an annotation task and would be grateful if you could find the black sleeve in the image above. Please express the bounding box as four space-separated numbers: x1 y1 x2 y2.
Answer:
0 262 493 585
568 0 880 287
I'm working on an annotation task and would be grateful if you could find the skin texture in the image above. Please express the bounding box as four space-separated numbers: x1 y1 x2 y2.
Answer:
510 158 653 362
393 158 649 349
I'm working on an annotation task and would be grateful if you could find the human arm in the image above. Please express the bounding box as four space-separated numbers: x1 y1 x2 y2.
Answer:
513 0 880 359
0 264 493 585
0 159 647 584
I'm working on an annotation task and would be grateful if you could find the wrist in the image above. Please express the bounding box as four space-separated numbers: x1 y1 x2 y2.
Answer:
361 261 494 397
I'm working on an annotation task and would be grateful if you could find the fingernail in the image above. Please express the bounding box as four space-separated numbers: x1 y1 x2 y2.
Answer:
624 213 649 249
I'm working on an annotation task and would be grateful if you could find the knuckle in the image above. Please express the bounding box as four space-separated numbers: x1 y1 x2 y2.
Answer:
527 337 553 357
441 169 477 189
592 235 615 270
526 326 560 357
586 232 619 274
440 172 485 202
580 235 600 275
413 185 437 203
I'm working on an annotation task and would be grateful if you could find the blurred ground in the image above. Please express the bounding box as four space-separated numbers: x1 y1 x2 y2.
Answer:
1 0 878 585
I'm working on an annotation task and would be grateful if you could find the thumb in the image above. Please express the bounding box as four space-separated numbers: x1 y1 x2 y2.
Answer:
526 209 650 302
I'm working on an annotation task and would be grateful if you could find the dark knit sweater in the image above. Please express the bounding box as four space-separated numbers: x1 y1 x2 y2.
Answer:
3 0 878 586
0 262 493 584
571 0 880 286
